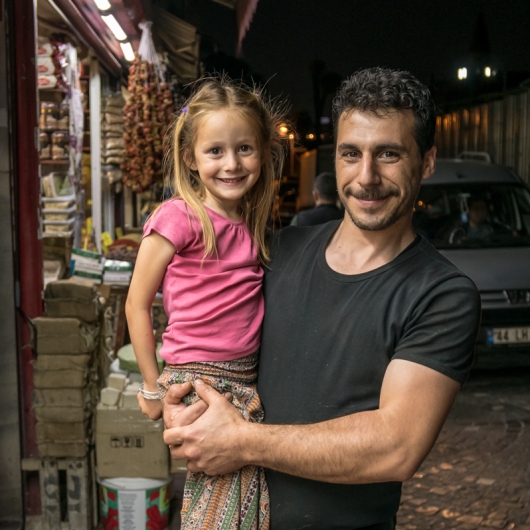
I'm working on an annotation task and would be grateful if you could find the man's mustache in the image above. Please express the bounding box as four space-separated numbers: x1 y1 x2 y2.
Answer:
344 186 400 200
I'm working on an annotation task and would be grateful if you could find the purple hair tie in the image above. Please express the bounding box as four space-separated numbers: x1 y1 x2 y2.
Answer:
181 106 188 114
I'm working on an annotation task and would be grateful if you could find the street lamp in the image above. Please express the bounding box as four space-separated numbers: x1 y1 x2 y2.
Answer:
457 67 468 80
288 133 295 176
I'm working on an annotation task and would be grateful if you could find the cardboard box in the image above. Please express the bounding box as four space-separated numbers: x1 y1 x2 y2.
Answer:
36 421 89 443
96 408 168 479
33 386 96 408
35 406 91 423
33 369 89 389
34 317 99 354
170 458 187 474
38 441 88 458
34 354 92 371
44 279 101 323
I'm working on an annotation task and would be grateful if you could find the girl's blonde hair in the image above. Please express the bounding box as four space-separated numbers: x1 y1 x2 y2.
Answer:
163 76 287 264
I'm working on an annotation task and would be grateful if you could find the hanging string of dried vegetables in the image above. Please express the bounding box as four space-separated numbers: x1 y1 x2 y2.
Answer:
121 22 174 192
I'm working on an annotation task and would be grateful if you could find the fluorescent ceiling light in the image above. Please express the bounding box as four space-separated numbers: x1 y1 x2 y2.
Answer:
102 14 127 41
120 42 135 62
94 0 111 10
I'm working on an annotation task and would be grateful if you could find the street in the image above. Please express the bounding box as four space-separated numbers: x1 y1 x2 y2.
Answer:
397 366 530 529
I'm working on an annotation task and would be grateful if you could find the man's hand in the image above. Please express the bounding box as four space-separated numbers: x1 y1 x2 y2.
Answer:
162 382 206 428
163 379 246 475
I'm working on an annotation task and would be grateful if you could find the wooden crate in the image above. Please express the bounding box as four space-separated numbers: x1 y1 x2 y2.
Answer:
22 453 97 530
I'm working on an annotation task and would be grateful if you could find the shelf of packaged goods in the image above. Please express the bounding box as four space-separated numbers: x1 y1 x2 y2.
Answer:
38 88 69 94
39 159 70 165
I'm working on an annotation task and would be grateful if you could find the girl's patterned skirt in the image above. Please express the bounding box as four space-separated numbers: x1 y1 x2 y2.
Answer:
158 352 270 530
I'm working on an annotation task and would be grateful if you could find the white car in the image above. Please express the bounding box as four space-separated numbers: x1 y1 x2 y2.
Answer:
413 158 530 367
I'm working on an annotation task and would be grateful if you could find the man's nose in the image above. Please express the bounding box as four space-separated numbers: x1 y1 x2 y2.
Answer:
356 156 381 186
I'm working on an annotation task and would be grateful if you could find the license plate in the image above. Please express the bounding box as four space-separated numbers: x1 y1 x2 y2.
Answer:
487 327 530 345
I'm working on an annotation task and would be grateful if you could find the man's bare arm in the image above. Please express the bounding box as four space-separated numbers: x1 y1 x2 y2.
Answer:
164 359 460 483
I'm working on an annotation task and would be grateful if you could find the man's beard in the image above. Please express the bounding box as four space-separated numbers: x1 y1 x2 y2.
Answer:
339 183 417 231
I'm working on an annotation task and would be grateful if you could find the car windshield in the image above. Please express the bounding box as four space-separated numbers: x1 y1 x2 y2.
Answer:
413 183 530 249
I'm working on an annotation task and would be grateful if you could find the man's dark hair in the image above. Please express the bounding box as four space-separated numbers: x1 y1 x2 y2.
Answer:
331 67 436 157
313 172 338 201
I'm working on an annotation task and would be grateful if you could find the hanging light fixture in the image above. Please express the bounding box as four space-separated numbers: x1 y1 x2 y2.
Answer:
101 14 127 41
93 0 111 11
120 42 135 62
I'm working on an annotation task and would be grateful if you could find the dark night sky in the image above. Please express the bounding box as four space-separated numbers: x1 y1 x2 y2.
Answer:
198 0 530 117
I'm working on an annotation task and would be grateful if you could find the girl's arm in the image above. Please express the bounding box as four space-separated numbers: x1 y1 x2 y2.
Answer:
125 232 176 420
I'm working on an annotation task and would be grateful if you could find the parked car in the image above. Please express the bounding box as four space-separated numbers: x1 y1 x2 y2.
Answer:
413 157 530 367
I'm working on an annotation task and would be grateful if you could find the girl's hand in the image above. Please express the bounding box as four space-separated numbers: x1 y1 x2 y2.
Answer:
138 393 163 420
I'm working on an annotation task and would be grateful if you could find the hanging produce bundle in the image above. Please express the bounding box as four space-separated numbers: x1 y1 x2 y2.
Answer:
121 21 174 192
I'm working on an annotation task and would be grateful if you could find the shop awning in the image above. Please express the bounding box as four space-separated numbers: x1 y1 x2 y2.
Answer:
209 0 261 57
152 5 201 83
49 0 142 75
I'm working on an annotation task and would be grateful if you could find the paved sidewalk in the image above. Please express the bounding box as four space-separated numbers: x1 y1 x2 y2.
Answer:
397 368 530 530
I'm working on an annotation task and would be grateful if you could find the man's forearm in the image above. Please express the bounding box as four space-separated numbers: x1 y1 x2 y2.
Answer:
166 361 459 482
241 409 412 484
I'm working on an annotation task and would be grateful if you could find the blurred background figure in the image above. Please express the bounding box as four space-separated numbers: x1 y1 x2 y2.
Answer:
466 199 494 239
290 172 343 226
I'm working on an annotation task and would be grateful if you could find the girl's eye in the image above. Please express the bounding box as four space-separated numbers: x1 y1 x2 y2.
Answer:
239 145 252 153
209 148 221 155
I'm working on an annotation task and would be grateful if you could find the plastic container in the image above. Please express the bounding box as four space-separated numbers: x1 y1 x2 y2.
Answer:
51 130 69 160
98 477 171 530
42 196 75 210
40 131 51 159
42 172 74 198
42 205 76 221
43 218 75 234
39 102 59 130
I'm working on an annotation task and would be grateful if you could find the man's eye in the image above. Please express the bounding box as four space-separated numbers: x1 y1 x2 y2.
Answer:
381 151 398 158
343 151 359 158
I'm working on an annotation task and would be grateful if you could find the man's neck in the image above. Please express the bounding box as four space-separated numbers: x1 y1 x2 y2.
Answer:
325 214 416 275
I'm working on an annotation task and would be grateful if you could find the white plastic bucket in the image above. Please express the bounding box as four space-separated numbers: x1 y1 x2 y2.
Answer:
98 477 171 530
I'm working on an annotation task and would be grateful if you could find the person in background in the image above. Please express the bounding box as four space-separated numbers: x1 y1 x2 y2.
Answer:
290 171 343 226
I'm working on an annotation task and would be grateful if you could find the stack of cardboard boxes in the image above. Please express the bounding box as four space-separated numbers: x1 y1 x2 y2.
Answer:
96 344 172 479
33 280 102 457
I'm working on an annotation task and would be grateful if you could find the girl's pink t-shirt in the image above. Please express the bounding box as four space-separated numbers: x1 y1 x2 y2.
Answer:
143 199 264 365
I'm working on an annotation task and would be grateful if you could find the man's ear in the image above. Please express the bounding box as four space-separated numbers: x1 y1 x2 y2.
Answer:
421 146 436 181
183 150 197 171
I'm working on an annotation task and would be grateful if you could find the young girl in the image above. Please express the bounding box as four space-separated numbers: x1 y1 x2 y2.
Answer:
125 77 285 530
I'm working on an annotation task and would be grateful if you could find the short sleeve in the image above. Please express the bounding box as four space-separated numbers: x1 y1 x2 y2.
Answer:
142 200 195 252
392 275 481 384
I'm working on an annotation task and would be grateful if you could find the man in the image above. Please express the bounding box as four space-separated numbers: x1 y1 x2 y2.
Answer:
163 68 481 529
291 171 343 226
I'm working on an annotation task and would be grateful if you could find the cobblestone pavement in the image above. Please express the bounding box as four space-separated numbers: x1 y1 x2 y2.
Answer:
397 367 530 530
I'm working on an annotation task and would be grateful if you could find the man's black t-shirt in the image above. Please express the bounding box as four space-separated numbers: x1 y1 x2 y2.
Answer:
258 221 481 530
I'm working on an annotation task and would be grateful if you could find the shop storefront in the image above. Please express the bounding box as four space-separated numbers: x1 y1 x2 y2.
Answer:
2 0 204 526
